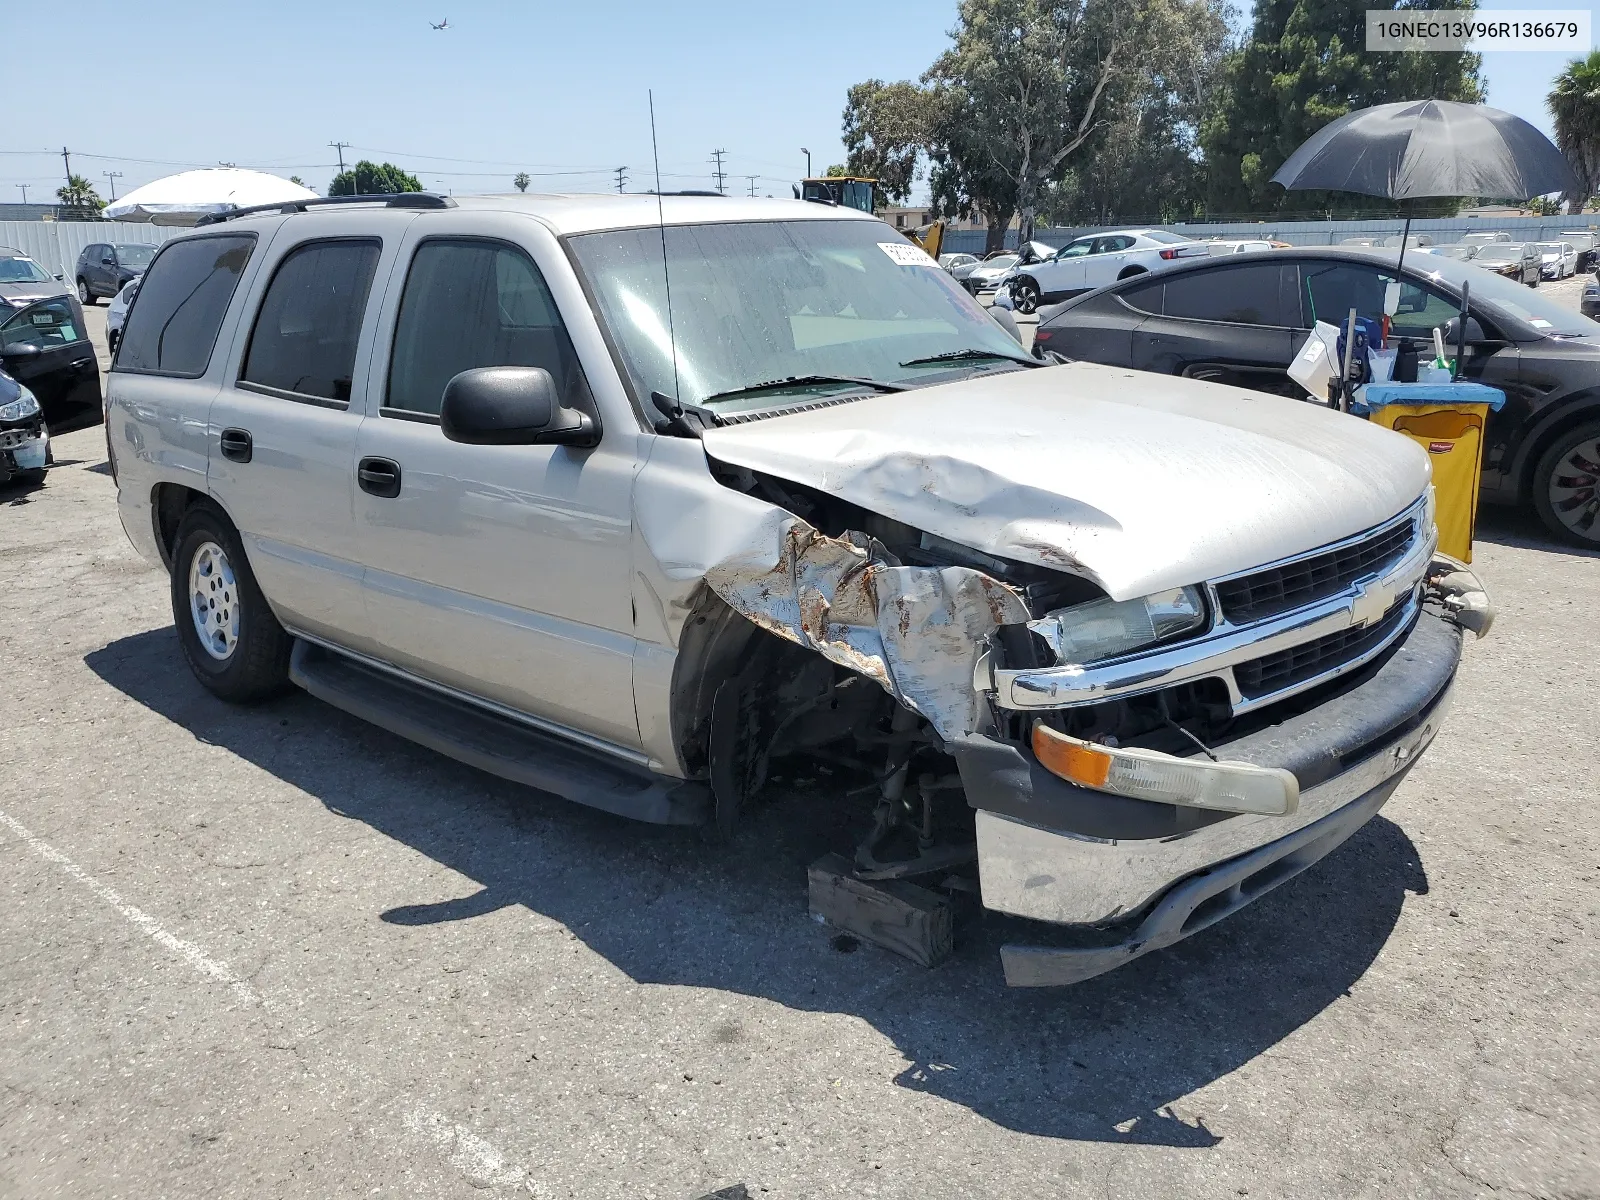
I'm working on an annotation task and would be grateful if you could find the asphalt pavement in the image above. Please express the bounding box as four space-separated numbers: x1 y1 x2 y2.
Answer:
0 295 1595 1199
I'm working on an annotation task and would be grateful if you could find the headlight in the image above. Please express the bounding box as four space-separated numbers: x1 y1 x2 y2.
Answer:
1031 586 1207 665
0 387 40 422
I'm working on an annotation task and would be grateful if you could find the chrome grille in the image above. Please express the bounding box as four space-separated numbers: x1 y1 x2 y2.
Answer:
1233 596 1415 700
1215 515 1416 625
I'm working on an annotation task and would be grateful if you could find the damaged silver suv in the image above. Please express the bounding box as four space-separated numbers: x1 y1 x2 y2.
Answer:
107 192 1491 985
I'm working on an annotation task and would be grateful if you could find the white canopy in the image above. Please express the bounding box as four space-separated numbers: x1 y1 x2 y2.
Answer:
105 168 317 226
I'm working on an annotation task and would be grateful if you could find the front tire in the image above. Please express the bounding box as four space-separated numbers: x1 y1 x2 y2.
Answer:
1011 277 1040 315
170 501 292 703
1531 420 1600 547
76 277 93 305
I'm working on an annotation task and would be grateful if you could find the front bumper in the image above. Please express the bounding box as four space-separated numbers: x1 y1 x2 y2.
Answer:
0 417 48 482
957 603 1463 985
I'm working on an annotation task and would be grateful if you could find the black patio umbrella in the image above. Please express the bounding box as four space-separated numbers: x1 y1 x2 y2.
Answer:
1271 99 1580 274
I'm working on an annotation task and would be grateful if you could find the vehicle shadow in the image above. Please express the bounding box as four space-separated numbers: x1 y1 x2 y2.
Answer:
85 627 1429 1148
1474 505 1600 558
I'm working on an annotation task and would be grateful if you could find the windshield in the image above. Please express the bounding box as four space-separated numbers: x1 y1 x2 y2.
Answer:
1405 254 1597 336
114 244 155 268
1144 230 1188 245
1474 246 1519 262
1536 243 1567 253
569 219 1028 412
982 255 1018 270
0 256 53 285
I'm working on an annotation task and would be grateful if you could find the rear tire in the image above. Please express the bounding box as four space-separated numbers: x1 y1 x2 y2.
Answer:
170 501 293 703
76 277 93 305
1531 420 1600 547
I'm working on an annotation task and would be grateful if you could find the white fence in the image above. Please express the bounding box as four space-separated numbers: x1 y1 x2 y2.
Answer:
0 221 180 284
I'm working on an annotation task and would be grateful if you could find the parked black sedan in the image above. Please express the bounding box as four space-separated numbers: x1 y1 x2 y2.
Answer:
0 295 101 427
1033 247 1600 546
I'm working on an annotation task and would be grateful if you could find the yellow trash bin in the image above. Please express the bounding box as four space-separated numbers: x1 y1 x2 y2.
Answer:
1353 383 1506 564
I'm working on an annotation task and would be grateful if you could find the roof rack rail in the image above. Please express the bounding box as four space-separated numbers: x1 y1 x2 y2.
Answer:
196 191 457 226
645 190 727 198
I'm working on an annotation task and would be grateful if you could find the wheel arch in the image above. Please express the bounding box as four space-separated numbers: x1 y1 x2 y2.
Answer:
1117 264 1149 280
150 481 222 572
1510 391 1600 504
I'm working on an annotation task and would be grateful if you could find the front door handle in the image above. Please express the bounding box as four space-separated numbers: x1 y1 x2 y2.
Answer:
219 427 252 463
358 456 402 498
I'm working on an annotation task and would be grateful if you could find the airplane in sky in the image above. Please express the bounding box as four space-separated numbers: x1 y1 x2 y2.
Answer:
430 18 449 30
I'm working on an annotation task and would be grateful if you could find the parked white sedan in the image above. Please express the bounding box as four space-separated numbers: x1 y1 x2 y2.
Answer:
106 277 141 355
1536 241 1577 279
1006 229 1209 313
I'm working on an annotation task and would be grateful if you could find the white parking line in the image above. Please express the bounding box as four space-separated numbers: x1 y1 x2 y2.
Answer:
0 803 529 1191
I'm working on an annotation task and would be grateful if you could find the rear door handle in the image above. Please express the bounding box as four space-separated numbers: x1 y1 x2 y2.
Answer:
219 427 252 463
358 456 402 498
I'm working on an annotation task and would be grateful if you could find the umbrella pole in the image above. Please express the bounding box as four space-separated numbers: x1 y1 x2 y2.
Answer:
1395 209 1411 277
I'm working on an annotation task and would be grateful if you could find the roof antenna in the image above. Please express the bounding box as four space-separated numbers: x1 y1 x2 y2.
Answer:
647 90 699 436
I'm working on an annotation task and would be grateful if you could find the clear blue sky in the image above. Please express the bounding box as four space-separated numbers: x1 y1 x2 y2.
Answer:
1 0 1590 206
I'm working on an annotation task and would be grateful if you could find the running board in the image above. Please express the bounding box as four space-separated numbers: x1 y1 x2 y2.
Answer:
289 640 707 825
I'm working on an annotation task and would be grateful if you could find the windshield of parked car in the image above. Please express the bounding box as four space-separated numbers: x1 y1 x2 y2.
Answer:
113 244 155 268
0 256 54 284
1406 254 1597 336
1143 230 1188 244
980 255 1018 270
1473 244 1520 262
1536 242 1568 254
569 219 1030 412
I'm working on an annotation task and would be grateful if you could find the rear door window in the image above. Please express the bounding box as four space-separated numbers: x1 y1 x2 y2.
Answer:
1161 263 1298 326
116 234 255 377
240 239 381 404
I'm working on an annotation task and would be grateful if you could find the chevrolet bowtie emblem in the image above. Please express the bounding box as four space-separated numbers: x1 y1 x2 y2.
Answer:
1350 577 1397 627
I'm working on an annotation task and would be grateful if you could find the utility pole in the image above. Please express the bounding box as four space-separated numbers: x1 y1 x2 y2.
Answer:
746 175 758 197
801 147 811 178
614 166 628 193
103 171 123 201
61 147 73 190
16 184 28 204
710 148 727 195
328 140 351 190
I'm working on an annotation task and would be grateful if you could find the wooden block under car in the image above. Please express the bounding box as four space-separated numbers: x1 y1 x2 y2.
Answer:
807 852 953 968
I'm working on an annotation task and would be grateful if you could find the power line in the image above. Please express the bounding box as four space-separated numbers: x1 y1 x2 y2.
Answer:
614 166 628 193
710 149 727 195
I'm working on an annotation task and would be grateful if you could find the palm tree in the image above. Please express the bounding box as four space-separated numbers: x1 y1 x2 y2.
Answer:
1550 50 1600 209
513 172 530 192
56 174 104 213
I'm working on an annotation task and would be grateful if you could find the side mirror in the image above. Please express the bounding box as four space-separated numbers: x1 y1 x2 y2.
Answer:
440 366 598 447
0 343 43 359
1442 316 1489 344
52 273 63 281
989 305 1023 344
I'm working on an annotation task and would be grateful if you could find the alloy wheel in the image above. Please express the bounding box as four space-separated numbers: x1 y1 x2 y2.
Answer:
1547 435 1600 540
188 540 241 660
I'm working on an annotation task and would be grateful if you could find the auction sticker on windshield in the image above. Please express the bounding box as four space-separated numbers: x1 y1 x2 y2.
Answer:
879 242 938 267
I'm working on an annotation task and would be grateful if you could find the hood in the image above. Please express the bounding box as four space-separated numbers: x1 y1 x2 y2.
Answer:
0 281 69 307
700 362 1431 602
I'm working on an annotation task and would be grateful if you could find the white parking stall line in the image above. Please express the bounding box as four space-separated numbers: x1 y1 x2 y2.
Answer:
0 803 529 1191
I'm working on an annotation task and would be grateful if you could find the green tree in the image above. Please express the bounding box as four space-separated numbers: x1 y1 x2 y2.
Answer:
289 175 306 187
56 174 104 214
924 82 1018 253
513 172 531 192
841 79 928 203
1201 1 1484 216
327 160 423 197
1549 50 1600 207
823 164 849 177
924 0 1229 244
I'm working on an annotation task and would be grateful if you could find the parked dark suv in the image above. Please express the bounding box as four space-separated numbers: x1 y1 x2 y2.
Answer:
1033 247 1600 546
75 242 156 305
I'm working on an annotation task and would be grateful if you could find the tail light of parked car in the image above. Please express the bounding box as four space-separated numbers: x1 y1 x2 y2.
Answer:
1157 245 1209 260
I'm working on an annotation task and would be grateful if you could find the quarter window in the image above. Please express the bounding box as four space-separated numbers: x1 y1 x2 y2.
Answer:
114 234 255 377
240 239 381 403
385 239 587 417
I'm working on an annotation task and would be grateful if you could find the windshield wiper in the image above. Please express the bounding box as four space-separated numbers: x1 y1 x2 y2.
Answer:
899 348 1042 368
699 374 910 405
